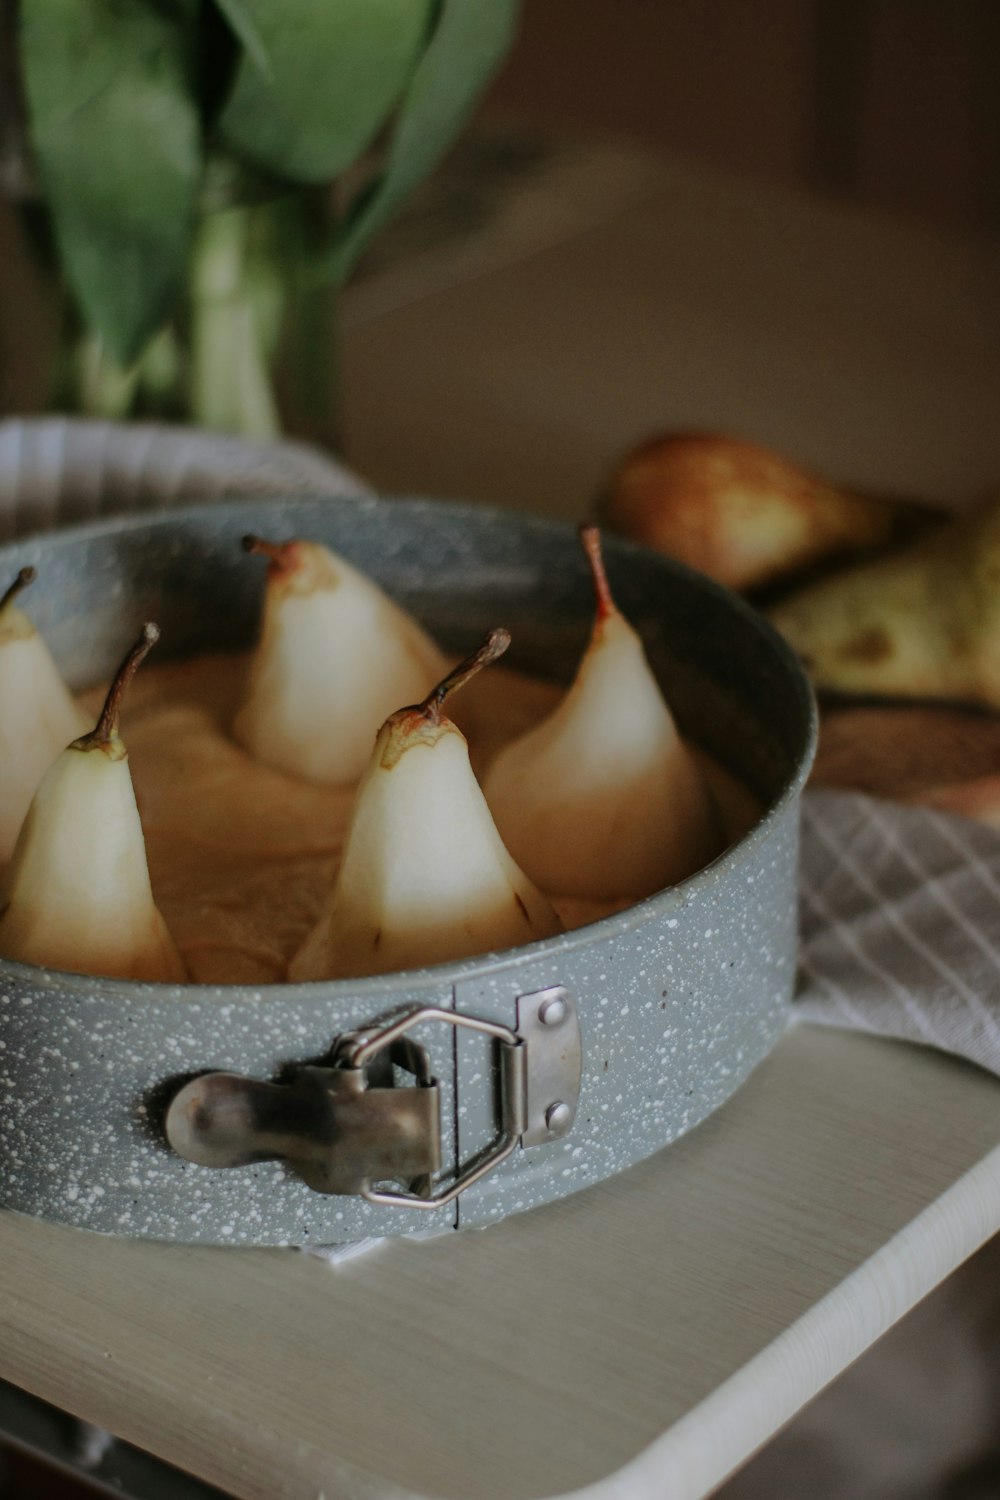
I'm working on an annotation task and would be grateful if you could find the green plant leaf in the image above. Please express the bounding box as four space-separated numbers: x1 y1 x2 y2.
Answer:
19 0 202 366
217 0 433 185
211 0 271 81
324 0 521 286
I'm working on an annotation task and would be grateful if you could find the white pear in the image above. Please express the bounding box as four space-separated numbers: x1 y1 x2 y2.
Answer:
233 535 449 785
0 623 187 983
483 527 723 899
290 630 563 980
0 567 87 864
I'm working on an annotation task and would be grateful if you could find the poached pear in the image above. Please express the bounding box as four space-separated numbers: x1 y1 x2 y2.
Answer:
0 567 87 864
0 623 187 982
233 535 449 785
483 527 723 899
289 629 563 980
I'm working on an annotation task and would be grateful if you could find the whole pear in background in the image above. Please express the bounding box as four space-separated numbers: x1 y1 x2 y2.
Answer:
234 536 449 786
769 493 1000 706
290 629 563 981
601 432 939 592
483 527 723 900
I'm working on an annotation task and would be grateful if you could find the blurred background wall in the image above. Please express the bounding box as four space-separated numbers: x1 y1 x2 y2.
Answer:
486 0 1000 233
3 0 998 419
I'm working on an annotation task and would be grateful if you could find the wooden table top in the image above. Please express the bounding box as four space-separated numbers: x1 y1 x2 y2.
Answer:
2 1027 999 1500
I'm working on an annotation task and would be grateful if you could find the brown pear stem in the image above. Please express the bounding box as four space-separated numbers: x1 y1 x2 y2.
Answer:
242 534 290 566
81 622 160 747
579 525 616 622
420 627 511 723
0 566 37 613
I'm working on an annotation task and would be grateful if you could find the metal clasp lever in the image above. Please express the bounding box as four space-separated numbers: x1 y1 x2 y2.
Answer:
164 988 581 1208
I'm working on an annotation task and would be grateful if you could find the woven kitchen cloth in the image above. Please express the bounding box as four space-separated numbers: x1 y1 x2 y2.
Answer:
797 788 1000 1077
0 415 371 538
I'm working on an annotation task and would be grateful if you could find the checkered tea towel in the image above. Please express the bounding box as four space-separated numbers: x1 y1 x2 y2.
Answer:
798 789 1000 1076
0 414 370 538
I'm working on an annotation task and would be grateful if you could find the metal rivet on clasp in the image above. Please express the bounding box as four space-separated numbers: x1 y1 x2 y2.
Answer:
539 993 568 1027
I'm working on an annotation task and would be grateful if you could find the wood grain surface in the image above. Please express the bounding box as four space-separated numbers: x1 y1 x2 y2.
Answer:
1 1028 999 1500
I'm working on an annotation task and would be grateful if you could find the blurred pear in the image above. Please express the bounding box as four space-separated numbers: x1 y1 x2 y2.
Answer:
770 493 1000 706
600 432 939 592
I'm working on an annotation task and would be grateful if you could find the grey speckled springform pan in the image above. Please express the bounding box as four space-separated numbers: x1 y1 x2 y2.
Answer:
0 494 816 1245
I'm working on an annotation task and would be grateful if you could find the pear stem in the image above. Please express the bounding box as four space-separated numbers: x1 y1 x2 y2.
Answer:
0 566 37 613
242 534 290 567
83 622 160 747
421 627 511 723
579 525 616 622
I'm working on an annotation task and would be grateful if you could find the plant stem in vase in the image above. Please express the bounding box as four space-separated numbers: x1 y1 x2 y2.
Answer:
3 0 522 447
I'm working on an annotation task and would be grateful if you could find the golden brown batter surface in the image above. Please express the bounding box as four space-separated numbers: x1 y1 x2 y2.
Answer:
81 654 759 985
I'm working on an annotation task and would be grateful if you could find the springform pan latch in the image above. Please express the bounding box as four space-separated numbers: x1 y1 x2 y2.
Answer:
163 987 582 1207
